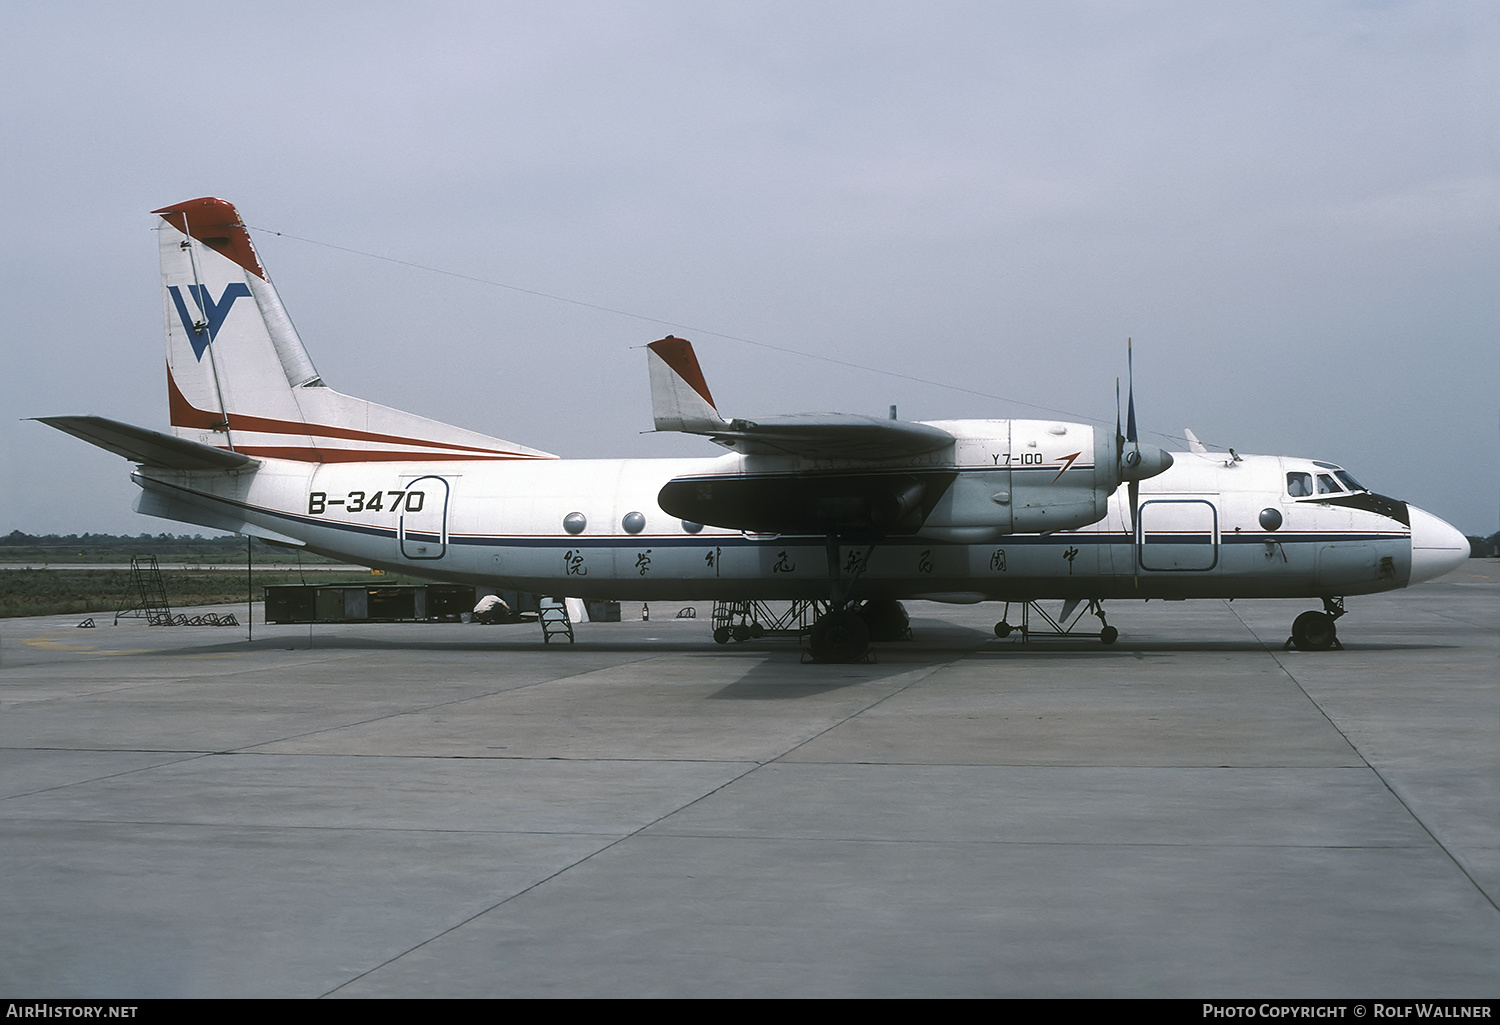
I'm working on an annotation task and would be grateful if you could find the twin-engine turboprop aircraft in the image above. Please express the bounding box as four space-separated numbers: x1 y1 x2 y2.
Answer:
39 197 1470 662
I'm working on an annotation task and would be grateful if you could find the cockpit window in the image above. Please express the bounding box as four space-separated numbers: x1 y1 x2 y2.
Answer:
1287 472 1312 497
1334 470 1365 492
1316 473 1344 495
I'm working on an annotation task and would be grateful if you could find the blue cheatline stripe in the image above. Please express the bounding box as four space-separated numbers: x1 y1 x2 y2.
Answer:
448 531 1405 549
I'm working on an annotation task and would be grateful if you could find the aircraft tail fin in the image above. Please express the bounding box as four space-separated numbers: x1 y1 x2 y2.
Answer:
646 336 728 433
152 197 555 463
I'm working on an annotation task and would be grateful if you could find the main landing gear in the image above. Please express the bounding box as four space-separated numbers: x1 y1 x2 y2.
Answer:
804 537 913 663
808 607 870 663
1286 596 1346 651
806 599 911 663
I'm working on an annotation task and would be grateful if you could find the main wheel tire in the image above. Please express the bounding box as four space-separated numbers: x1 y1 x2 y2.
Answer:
858 599 910 641
713 626 731 644
994 622 1012 638
1290 610 1337 651
809 610 871 663
1100 625 1118 645
732 624 750 642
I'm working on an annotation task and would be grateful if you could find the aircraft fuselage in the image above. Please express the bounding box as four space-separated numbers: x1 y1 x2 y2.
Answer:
132 446 1437 605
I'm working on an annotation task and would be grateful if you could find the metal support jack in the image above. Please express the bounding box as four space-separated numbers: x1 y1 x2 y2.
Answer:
994 598 1118 644
711 599 823 643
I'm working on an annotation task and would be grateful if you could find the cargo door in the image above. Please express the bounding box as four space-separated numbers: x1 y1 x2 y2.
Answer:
1138 498 1218 572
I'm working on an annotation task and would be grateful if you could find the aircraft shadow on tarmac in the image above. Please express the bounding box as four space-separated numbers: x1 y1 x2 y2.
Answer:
130 618 1454 664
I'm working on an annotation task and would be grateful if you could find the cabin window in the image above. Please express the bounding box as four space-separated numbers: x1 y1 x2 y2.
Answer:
1286 472 1312 497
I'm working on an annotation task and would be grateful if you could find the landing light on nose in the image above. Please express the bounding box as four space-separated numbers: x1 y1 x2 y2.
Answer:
1407 505 1469 585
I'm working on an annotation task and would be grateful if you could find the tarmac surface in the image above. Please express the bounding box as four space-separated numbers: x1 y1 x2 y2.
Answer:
1 564 1496 998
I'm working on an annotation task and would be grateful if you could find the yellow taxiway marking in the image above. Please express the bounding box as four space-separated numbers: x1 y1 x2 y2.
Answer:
16 633 273 660
20 634 105 651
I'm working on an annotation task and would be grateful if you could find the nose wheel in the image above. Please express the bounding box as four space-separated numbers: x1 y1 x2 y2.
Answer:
1286 597 1346 651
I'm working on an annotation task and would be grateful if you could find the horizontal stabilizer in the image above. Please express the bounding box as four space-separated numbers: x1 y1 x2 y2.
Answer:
36 416 257 471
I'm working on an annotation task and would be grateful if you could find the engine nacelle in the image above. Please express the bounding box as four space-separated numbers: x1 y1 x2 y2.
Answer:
916 419 1169 541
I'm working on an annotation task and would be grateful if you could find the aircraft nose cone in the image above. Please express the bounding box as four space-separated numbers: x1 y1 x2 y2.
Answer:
1407 505 1469 585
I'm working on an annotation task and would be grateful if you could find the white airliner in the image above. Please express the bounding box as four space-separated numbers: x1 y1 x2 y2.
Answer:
40 197 1470 662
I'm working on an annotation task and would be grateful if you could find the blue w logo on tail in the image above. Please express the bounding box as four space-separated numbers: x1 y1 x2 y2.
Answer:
167 283 252 360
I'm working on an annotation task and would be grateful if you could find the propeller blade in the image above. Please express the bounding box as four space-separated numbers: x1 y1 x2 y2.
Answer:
1115 377 1122 452
1112 337 1169 583
1129 478 1140 586
1123 340 1141 586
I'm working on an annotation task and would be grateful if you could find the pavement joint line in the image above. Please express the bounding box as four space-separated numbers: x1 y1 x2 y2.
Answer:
0 819 636 837
0 746 217 754
0 751 216 802
317 769 765 997
0 814 1451 849
223 655 662 754
318 652 962 997
594 833 1437 850
1225 599 1500 916
762 657 972 767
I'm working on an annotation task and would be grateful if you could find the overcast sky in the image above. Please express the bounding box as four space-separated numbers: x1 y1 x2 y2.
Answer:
2 0 1495 536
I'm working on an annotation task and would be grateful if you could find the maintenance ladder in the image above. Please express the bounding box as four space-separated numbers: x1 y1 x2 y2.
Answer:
538 596 574 644
116 556 172 626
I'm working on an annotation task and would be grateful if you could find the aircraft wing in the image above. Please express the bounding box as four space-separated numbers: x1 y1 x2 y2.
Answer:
646 338 959 532
703 414 953 459
655 412 959 533
36 416 258 471
646 337 954 457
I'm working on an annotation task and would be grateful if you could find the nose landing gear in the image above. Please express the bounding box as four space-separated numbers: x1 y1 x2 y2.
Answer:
1286 596 1346 651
